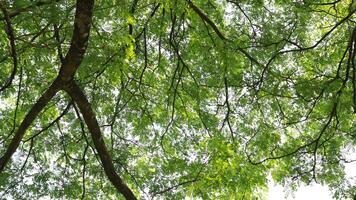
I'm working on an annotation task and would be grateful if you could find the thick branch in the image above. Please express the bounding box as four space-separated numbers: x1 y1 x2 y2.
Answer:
0 79 61 171
186 0 226 40
0 1 53 21
58 0 94 80
128 0 139 35
0 0 94 172
0 2 18 93
64 80 137 200
23 101 72 142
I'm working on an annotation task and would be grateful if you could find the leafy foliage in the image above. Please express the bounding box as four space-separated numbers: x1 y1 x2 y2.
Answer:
0 0 356 199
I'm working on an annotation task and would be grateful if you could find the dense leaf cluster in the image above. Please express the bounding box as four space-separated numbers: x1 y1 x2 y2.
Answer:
0 0 355 199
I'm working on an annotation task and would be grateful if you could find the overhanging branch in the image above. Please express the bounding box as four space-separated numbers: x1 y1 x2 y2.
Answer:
0 2 18 93
58 0 94 80
0 79 61 171
64 80 137 200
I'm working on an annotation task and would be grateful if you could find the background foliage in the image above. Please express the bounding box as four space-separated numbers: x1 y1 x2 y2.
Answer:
0 0 356 199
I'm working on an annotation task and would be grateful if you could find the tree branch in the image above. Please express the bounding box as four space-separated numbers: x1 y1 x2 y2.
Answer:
0 1 54 21
0 79 61 171
0 2 18 93
58 0 94 81
23 101 72 142
186 0 226 40
64 80 137 200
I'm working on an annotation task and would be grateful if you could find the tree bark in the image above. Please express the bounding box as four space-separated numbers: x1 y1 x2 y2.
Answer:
0 79 61 171
58 0 94 80
0 1 137 199
64 80 137 200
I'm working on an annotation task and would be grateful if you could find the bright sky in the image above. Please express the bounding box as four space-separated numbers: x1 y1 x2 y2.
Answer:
268 182 333 200
268 154 356 200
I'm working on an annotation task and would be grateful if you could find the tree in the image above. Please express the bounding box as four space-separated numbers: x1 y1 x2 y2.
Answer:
0 0 355 199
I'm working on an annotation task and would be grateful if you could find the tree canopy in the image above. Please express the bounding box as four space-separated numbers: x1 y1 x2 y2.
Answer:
0 0 355 199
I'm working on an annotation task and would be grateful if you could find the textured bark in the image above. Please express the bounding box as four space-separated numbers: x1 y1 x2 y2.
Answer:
0 2 18 93
64 80 137 200
0 0 94 172
0 79 61 171
0 1 52 21
1 1 137 199
58 0 94 80
186 0 226 40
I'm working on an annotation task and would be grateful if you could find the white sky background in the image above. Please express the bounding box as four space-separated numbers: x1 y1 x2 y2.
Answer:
269 183 332 200
268 154 356 200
